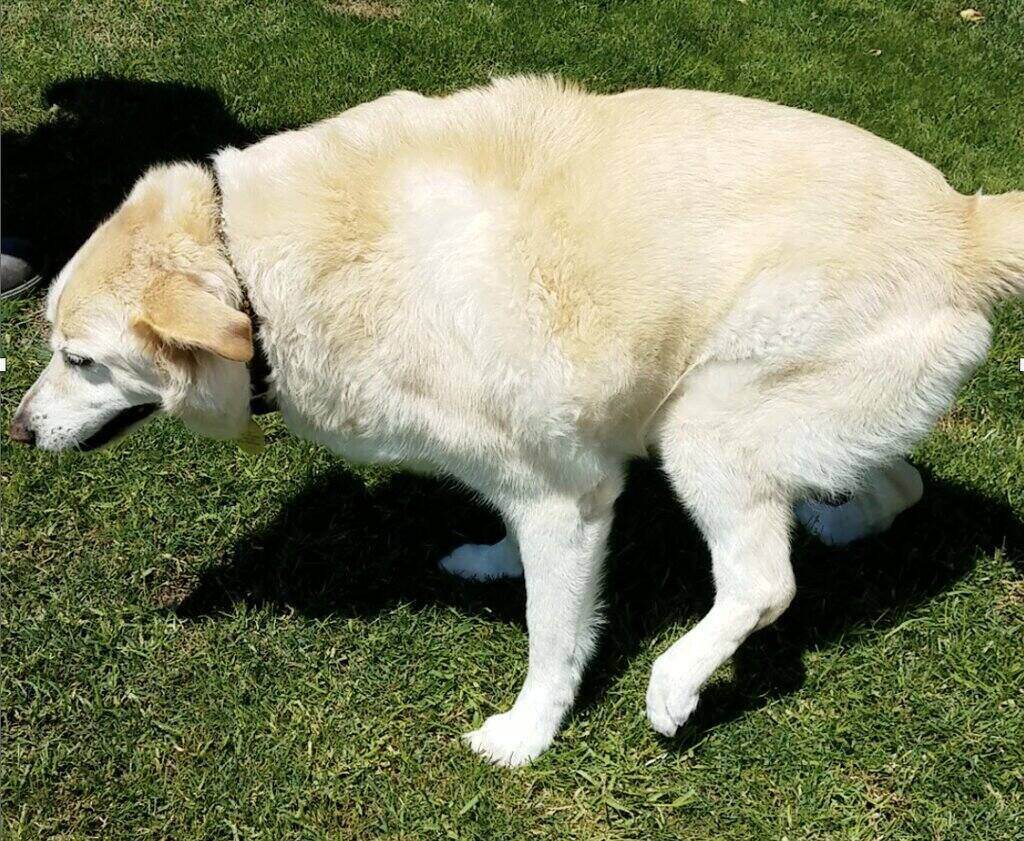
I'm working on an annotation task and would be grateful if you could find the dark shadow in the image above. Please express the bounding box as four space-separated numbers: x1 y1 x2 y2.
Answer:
176 457 1023 745
1 76 273 276
176 467 526 626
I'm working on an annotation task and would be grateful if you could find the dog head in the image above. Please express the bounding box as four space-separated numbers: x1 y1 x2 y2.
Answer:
10 163 255 452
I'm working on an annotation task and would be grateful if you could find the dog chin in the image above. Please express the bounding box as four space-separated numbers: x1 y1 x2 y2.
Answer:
73 404 161 452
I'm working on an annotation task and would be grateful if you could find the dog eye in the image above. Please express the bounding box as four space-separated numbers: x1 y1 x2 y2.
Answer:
64 353 94 368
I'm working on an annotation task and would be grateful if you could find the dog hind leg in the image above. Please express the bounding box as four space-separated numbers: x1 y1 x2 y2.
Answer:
647 413 796 737
796 458 923 546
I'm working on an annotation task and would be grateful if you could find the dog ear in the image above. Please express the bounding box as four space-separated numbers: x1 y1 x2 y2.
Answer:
135 274 253 363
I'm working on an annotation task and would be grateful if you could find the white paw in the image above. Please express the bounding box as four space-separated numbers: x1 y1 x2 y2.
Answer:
439 539 523 581
463 711 554 767
795 499 885 546
645 658 700 738
798 461 923 546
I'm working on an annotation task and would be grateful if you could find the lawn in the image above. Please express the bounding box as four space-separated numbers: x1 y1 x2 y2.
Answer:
2 1 1023 838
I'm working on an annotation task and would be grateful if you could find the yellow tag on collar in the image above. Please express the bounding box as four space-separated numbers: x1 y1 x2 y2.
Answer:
237 418 266 454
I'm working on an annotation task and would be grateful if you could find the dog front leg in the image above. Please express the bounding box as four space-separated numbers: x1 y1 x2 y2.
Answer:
438 532 523 581
463 479 619 766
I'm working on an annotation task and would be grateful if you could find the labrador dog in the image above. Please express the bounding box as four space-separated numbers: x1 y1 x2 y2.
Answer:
11 77 1022 766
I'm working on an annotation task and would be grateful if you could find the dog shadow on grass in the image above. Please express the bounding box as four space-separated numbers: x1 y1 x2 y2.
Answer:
176 457 1023 749
2 76 270 274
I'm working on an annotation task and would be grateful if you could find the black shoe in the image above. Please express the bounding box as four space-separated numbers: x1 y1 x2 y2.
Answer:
1 238 48 300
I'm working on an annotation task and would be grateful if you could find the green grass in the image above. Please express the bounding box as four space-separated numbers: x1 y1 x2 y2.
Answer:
2 1 1023 838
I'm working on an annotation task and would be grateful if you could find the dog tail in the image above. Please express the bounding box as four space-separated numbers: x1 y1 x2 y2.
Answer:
967 191 1024 303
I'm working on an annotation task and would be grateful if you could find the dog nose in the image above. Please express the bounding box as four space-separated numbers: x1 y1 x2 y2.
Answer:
9 412 36 446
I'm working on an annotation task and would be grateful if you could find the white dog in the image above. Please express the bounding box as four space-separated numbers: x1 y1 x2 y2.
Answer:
11 78 1022 766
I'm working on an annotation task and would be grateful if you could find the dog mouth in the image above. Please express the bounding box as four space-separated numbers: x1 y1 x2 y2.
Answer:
78 403 160 451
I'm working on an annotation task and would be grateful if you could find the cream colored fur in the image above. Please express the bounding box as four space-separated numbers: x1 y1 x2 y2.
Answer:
14 77 1023 766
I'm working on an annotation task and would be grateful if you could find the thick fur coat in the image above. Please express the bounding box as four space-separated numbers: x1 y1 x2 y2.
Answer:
14 78 1023 765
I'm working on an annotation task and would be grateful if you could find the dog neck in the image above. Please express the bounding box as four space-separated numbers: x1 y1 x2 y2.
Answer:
208 166 276 416
236 291 276 416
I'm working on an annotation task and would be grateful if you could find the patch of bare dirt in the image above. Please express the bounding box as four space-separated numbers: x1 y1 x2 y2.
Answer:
327 1 401 19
